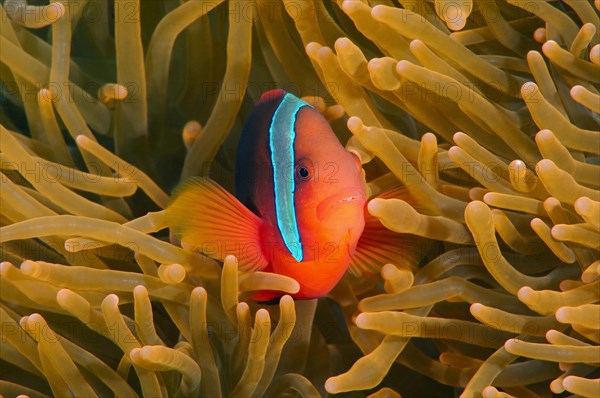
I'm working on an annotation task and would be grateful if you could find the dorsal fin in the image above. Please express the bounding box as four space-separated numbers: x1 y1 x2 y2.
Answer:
259 89 287 103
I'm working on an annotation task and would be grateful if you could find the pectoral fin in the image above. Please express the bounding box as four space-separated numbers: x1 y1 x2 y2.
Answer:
349 186 430 276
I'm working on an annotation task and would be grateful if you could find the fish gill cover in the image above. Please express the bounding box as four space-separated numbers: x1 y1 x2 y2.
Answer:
0 0 599 397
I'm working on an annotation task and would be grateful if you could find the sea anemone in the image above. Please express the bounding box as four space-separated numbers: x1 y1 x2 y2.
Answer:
1 0 598 397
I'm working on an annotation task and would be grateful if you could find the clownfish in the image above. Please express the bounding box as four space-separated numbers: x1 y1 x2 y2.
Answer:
167 90 422 299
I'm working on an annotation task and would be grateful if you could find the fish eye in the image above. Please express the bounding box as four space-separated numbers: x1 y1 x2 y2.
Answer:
295 164 311 181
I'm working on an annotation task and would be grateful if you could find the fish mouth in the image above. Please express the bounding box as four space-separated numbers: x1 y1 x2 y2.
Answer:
338 195 363 204
316 190 366 220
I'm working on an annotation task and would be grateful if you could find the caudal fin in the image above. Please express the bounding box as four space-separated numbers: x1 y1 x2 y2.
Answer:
166 177 269 272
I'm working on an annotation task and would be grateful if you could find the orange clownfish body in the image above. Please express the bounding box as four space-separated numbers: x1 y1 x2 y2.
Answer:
168 90 421 299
